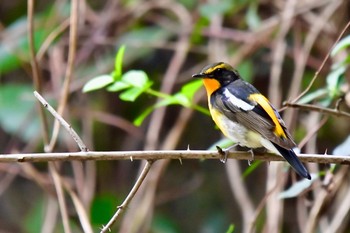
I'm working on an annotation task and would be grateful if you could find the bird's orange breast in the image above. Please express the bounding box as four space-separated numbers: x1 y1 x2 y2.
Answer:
203 78 221 96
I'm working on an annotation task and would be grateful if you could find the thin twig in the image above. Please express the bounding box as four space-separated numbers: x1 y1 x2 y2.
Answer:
284 0 342 128
48 163 72 233
40 197 58 233
27 2 71 233
27 0 49 145
305 166 348 233
299 116 329 149
48 0 80 151
34 89 91 232
37 19 70 61
284 102 350 119
34 91 88 152
226 159 255 233
62 179 93 233
100 160 153 233
143 1 191 150
117 3 193 230
0 150 349 164
266 0 297 231
248 176 286 233
291 20 350 104
269 0 296 106
324 168 350 233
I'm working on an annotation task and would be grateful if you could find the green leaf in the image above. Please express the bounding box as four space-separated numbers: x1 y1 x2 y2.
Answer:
133 81 201 125
106 81 131 92
0 19 48 74
199 0 233 19
331 35 350 56
152 80 203 108
173 93 191 107
226 224 235 233
177 0 197 9
116 27 173 70
91 194 119 225
278 174 317 199
133 106 155 126
246 2 261 30
0 84 39 141
242 160 262 178
326 65 345 99
117 70 153 101
24 198 44 233
208 138 234 151
237 61 254 83
297 88 328 104
119 26 171 45
119 87 145 102
319 98 333 107
0 4 69 75
180 80 203 99
155 93 190 108
0 45 23 74
133 92 188 126
152 214 180 233
122 70 151 88
82 75 114 93
114 45 126 80
190 15 210 44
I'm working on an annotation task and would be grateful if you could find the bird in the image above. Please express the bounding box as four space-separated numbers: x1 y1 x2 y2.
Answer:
192 62 311 179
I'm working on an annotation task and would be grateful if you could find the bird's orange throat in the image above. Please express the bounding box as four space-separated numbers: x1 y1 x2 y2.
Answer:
203 78 221 96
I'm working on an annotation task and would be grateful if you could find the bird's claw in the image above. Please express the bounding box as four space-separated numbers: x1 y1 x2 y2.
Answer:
247 149 255 166
216 146 228 163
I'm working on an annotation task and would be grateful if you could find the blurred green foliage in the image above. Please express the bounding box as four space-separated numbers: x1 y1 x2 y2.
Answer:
298 34 350 106
83 46 209 126
0 84 40 141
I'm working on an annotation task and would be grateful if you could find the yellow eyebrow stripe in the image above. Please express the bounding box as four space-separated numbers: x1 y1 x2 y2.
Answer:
204 63 227 74
248 93 286 138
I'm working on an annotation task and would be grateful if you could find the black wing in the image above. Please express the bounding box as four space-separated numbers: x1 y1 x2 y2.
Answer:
211 80 296 149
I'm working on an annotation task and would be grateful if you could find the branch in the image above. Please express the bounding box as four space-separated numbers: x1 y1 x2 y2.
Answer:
34 91 88 152
47 0 79 151
291 19 350 104
0 150 348 164
27 0 50 145
284 102 350 119
100 160 153 233
48 163 71 233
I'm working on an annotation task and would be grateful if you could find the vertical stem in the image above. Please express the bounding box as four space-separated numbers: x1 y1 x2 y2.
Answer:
27 0 49 145
48 0 80 150
100 160 153 233
49 163 72 233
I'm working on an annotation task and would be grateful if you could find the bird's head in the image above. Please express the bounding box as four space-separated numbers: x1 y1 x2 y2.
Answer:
192 62 240 95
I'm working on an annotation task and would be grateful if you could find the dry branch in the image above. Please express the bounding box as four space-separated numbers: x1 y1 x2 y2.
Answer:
100 160 153 233
0 150 348 164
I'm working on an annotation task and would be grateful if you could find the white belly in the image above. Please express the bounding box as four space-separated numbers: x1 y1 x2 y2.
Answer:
213 113 261 148
210 108 281 154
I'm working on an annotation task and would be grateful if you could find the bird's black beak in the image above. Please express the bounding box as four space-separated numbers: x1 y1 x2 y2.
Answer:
192 73 207 78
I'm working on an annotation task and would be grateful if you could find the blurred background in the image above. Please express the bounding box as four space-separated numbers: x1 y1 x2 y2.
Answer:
1 0 350 232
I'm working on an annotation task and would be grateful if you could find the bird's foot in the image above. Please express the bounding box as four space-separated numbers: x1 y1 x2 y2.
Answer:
216 146 227 163
216 144 238 164
247 149 255 166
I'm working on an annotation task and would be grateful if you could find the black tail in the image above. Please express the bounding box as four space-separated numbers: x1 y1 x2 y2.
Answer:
271 142 311 180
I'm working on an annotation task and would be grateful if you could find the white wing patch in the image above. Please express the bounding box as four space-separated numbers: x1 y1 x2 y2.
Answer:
223 89 254 111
